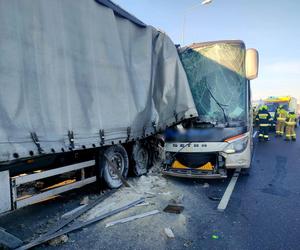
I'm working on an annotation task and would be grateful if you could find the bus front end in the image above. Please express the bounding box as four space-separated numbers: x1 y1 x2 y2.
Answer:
163 40 258 178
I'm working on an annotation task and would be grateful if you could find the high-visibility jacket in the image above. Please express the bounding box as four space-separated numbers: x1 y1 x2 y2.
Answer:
255 109 272 126
286 112 297 126
276 109 288 121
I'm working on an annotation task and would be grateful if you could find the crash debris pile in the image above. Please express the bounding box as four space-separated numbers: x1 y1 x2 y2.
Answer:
13 170 189 249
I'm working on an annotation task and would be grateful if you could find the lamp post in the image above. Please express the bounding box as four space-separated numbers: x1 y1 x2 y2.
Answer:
181 0 213 45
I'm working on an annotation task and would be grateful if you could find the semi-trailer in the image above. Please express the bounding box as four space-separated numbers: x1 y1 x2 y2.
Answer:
0 0 197 213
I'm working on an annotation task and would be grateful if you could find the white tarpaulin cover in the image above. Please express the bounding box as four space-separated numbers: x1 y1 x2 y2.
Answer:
0 0 197 163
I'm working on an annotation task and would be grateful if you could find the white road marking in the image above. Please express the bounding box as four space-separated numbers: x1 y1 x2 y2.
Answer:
217 168 241 211
253 131 258 138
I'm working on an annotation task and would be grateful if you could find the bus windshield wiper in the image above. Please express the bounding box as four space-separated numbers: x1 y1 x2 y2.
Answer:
203 77 229 125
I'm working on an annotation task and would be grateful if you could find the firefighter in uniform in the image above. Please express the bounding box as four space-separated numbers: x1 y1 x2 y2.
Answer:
275 105 287 136
256 105 272 141
285 111 297 141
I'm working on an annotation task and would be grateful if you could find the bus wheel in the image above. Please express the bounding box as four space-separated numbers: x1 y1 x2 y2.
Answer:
101 145 129 189
132 142 149 176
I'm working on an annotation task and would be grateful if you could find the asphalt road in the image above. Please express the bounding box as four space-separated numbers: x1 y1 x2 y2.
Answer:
0 128 299 250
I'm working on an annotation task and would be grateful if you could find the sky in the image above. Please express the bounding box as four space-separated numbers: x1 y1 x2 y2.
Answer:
113 0 300 102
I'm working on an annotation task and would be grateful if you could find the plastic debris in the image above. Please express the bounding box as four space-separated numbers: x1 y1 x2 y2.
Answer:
105 210 160 228
184 240 193 247
164 228 175 239
203 183 210 188
80 196 89 205
48 235 69 246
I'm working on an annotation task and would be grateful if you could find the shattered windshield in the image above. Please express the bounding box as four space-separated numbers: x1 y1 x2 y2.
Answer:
180 41 247 125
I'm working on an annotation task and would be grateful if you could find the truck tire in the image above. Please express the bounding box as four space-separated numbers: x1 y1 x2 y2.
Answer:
100 145 129 189
132 142 149 176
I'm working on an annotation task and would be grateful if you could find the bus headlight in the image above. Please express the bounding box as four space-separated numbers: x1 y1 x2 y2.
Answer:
223 134 249 154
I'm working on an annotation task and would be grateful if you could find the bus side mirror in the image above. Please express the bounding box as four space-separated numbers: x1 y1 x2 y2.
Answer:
245 49 259 80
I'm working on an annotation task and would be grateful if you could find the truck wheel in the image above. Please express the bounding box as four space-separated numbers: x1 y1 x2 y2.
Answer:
101 145 129 189
132 142 149 176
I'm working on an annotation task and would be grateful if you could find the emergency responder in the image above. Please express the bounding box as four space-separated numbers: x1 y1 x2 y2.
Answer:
275 105 288 136
256 105 273 141
285 111 297 141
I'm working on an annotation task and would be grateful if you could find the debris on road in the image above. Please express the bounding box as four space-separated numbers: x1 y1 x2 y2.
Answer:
184 240 193 247
105 209 160 228
144 191 156 197
61 204 88 219
163 204 184 214
207 194 222 201
163 228 175 239
14 171 185 249
48 235 69 246
16 197 144 250
135 202 151 207
203 183 210 188
169 194 184 205
0 227 23 249
80 196 89 205
81 173 170 222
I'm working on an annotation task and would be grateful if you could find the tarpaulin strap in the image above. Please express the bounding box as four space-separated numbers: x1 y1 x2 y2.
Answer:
173 111 178 122
152 121 157 133
126 127 131 141
30 132 44 154
68 131 75 149
100 129 105 145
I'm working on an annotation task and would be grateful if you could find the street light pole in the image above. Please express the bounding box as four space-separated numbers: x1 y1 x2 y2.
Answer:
181 0 213 45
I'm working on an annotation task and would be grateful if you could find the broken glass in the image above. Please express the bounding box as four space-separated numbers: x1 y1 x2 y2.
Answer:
180 41 247 125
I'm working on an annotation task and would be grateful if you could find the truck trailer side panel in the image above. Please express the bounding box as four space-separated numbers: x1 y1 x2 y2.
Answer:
0 0 197 164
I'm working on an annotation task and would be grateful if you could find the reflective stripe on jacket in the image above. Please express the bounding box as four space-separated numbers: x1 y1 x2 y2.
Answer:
277 109 288 121
286 113 296 126
255 109 272 125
